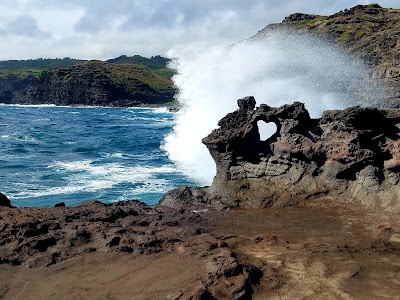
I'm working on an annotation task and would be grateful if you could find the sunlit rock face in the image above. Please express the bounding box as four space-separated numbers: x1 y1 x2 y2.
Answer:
161 97 400 211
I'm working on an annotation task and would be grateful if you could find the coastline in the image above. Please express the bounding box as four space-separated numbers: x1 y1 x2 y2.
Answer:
0 101 180 112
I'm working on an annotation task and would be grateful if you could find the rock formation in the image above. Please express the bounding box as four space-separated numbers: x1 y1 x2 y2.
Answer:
161 96 400 211
0 193 12 208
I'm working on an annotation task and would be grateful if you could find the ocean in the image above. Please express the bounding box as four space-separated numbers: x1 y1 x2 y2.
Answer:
0 104 197 207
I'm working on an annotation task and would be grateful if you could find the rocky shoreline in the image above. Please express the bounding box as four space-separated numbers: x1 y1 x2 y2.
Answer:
1 98 400 299
1 195 399 299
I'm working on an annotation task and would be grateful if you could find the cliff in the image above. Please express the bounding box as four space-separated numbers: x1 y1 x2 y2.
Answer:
0 56 175 106
252 4 400 108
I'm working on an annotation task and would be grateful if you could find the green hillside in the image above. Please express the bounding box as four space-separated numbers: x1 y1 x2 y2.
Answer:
0 55 176 106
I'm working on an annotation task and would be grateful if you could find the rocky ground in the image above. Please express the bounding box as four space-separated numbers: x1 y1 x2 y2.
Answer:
0 197 399 299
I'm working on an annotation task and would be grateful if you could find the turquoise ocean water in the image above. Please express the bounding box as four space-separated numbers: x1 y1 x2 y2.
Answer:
0 104 196 207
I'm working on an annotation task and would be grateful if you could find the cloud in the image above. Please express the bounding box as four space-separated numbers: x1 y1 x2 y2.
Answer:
0 0 398 59
0 15 50 38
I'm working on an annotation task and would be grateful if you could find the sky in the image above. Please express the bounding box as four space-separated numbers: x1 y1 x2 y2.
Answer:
0 0 398 60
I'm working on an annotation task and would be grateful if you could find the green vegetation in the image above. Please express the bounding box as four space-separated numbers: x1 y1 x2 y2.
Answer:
354 26 373 39
154 68 176 79
106 62 173 92
294 15 329 29
0 66 53 78
0 58 83 78
0 58 83 71
365 3 382 8
106 55 169 70
0 55 174 80
338 31 351 42
106 55 175 80
0 55 176 106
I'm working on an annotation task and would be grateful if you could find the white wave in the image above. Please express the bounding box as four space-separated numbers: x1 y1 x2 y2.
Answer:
15 135 39 143
10 160 179 199
101 152 164 161
112 180 171 202
50 160 94 171
6 104 57 108
13 161 178 199
12 181 115 199
152 107 172 114
123 116 174 126
102 152 125 158
0 133 39 143
124 116 158 121
126 107 154 111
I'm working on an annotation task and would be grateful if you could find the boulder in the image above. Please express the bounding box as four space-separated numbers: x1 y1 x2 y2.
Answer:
0 193 12 208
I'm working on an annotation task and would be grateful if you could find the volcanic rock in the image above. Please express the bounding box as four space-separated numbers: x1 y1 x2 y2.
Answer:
0 200 264 299
161 97 400 211
0 193 12 208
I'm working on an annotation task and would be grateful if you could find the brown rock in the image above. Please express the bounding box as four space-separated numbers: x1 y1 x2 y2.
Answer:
161 98 400 211
372 224 394 241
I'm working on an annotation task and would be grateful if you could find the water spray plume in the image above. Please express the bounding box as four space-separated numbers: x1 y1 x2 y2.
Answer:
163 31 381 184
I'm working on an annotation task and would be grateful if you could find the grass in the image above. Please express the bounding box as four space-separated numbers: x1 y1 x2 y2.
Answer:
107 63 173 91
338 31 351 42
365 3 382 8
293 15 329 29
0 67 53 78
354 26 373 39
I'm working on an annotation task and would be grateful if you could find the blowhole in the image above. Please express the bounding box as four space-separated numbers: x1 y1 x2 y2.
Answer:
257 121 277 141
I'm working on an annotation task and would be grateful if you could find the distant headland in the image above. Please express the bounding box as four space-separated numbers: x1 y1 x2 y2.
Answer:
0 55 176 107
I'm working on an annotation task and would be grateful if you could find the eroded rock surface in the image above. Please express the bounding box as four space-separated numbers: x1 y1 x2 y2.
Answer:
161 97 400 211
1 199 399 299
0 200 261 299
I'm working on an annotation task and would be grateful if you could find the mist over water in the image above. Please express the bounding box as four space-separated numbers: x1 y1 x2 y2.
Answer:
163 32 379 184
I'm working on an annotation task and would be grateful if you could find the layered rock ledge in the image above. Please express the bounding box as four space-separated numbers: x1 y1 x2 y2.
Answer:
161 96 400 211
